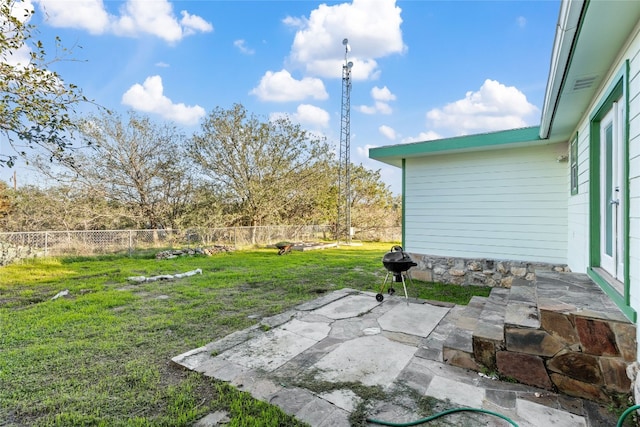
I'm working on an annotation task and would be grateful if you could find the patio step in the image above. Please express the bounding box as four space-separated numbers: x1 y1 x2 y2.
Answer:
504 277 540 329
442 295 486 370
444 277 549 371
442 271 637 405
472 287 509 370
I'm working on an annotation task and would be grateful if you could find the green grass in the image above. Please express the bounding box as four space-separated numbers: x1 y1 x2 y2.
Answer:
0 243 491 426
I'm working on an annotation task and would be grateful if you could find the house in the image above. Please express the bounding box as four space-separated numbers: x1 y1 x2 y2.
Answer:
370 0 640 404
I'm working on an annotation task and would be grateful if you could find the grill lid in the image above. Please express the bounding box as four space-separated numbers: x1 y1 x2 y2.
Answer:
382 245 417 272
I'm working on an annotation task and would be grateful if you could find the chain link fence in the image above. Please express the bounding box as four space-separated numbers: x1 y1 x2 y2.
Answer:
0 226 401 264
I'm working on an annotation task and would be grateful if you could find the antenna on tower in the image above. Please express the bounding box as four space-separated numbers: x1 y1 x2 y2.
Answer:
337 38 353 244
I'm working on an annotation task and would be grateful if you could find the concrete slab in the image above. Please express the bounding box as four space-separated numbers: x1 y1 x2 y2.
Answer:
191 355 230 376
225 323 328 371
230 372 283 400
312 334 416 387
268 386 316 416
426 375 485 408
516 398 587 427
326 317 379 340
295 395 343 426
280 318 332 341
394 357 435 394
316 408 351 427
378 301 450 337
313 293 380 319
207 360 249 382
318 389 360 412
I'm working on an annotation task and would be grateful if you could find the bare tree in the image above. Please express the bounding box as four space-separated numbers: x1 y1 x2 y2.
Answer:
188 104 333 226
0 184 129 231
70 111 194 229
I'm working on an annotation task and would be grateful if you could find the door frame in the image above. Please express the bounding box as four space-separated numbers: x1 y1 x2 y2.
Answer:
599 102 624 281
588 62 634 321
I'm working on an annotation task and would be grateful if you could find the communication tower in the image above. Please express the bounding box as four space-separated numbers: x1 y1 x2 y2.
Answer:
338 38 353 244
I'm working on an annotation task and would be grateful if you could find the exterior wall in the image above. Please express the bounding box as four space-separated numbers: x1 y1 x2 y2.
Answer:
566 122 591 273
565 19 640 369
404 142 568 264
627 25 640 353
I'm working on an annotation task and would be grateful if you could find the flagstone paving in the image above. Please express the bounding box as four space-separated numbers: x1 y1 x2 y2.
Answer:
173 288 623 426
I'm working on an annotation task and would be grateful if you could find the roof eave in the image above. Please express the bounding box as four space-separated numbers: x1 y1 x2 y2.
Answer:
539 0 586 140
369 126 542 168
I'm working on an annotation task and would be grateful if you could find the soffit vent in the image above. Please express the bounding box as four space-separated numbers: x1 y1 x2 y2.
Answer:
571 75 598 91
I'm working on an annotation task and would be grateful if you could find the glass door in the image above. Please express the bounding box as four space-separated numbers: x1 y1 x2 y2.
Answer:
599 100 624 282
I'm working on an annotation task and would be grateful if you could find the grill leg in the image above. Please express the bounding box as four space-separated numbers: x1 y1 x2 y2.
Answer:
376 272 392 302
400 273 408 301
379 271 391 294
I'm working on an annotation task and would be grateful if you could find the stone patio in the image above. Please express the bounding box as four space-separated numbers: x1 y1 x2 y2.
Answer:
172 285 630 426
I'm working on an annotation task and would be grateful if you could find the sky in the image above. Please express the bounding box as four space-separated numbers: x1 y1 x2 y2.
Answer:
2 0 561 194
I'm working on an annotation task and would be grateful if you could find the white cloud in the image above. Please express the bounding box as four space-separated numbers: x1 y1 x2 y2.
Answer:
516 16 527 28
4 43 32 67
425 79 538 135
9 0 34 21
292 104 330 128
250 69 328 102
282 15 304 28
34 0 212 43
285 0 405 79
378 125 396 140
357 105 376 115
372 86 396 102
357 85 396 114
269 105 329 129
180 10 213 35
112 1 183 42
3 0 35 66
357 144 378 159
121 75 205 126
401 131 442 144
155 62 170 68
36 0 109 34
234 39 255 55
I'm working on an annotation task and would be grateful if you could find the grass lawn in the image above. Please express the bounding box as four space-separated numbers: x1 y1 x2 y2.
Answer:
0 242 491 426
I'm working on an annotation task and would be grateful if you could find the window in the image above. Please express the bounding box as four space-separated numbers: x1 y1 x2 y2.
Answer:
570 134 578 195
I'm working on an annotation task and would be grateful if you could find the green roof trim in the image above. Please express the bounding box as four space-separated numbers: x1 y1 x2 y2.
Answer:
369 126 541 166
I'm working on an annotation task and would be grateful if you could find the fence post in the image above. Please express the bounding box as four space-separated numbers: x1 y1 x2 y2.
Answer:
45 231 48 257
129 230 133 256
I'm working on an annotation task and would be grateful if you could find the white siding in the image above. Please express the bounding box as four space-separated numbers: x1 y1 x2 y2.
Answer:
628 29 640 321
566 21 640 331
405 142 568 264
567 122 591 273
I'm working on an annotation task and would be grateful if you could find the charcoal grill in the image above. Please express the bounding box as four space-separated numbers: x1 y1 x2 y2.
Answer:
376 245 417 302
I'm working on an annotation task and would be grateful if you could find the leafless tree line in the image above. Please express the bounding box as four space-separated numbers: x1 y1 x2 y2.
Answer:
0 105 401 235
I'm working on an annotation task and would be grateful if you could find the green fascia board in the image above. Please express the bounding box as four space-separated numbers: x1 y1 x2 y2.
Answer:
369 126 542 167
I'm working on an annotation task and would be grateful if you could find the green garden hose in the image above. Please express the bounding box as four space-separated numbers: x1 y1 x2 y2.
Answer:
616 404 640 427
366 407 519 426
367 403 640 427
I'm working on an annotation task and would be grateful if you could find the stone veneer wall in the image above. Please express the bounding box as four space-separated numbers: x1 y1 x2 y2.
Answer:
499 311 636 403
0 241 43 266
407 253 570 287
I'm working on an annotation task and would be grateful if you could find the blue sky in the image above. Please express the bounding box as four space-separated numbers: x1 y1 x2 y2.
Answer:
4 0 561 193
